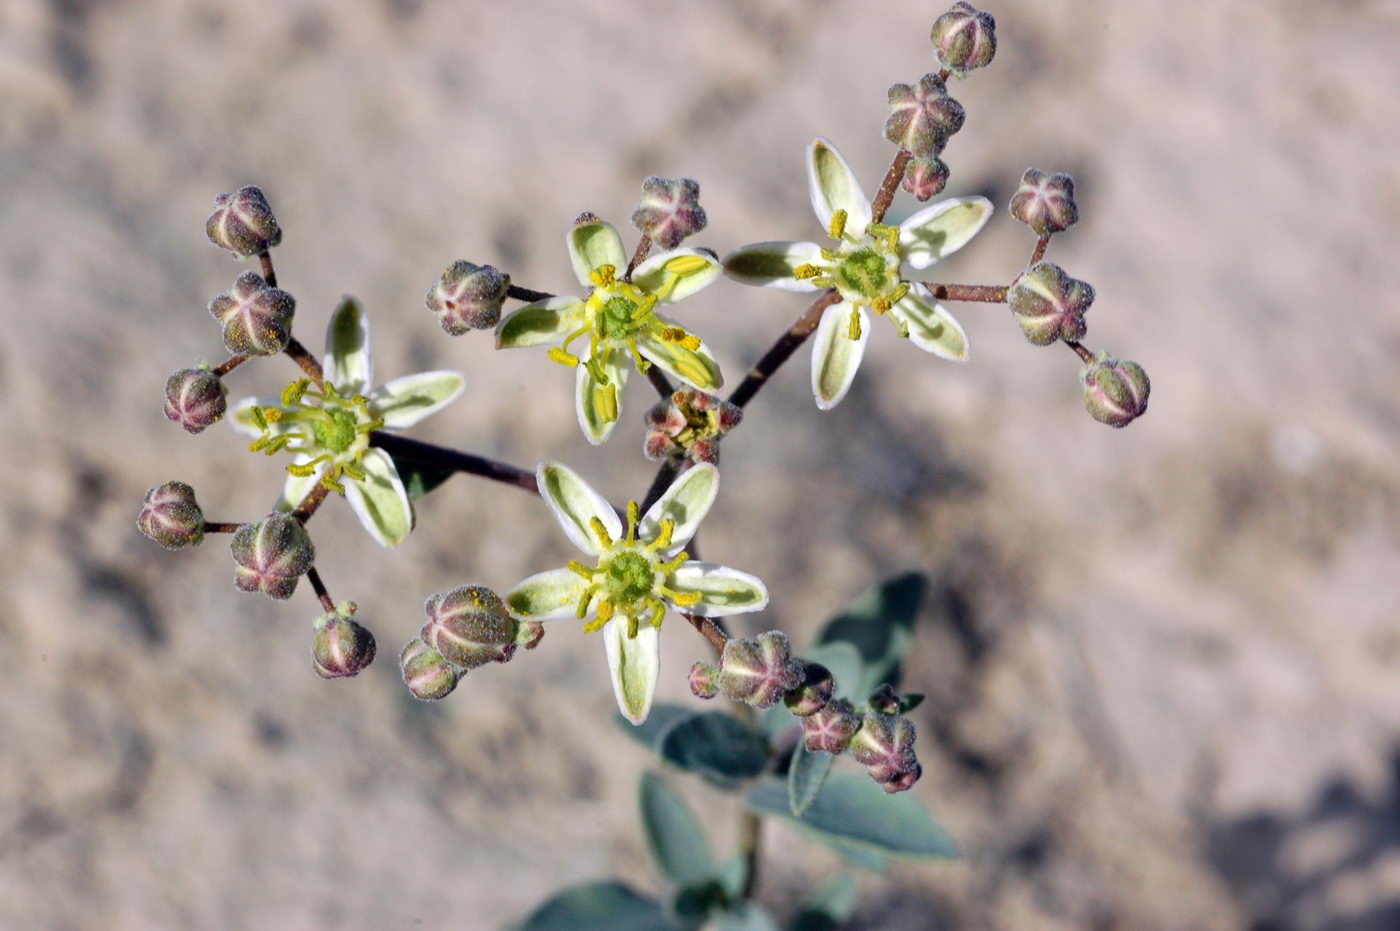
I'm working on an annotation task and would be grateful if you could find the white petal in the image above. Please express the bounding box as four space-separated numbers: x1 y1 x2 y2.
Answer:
721 241 826 292
807 138 872 239
666 562 769 617
369 370 465 429
568 221 627 288
537 461 622 556
631 248 722 303
603 617 660 725
639 462 718 552
228 395 284 438
324 296 372 396
495 296 587 349
575 344 630 446
343 448 414 547
898 196 993 270
890 285 970 362
810 301 870 410
504 567 592 621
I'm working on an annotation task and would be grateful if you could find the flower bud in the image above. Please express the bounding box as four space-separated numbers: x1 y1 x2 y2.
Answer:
230 513 314 600
205 185 282 257
630 177 707 250
400 638 459 701
849 713 919 785
931 2 997 76
164 367 227 434
882 762 922 793
137 481 205 549
801 698 860 755
885 73 964 158
1080 353 1150 428
518 620 546 650
641 389 742 466
867 683 902 715
903 157 950 202
312 602 377 679
689 661 720 699
425 261 511 335
1008 262 1093 346
784 661 835 717
1009 169 1078 237
208 271 295 356
718 631 803 709
421 585 519 671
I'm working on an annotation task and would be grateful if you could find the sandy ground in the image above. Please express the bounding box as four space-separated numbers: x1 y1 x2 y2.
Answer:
3 0 1400 928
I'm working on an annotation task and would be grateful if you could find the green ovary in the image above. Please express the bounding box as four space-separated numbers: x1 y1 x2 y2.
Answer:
312 406 359 454
836 248 891 298
605 551 656 604
599 296 640 340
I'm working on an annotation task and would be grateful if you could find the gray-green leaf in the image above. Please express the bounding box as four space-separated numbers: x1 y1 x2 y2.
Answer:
639 772 714 888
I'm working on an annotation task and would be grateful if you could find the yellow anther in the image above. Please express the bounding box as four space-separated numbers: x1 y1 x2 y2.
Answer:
287 461 320 477
321 475 346 494
891 281 910 304
263 435 293 454
828 208 848 240
248 436 269 453
664 588 703 607
548 347 580 368
567 560 597 578
660 326 686 343
351 393 370 407
625 500 640 543
576 587 596 619
658 551 689 574
595 600 616 624
872 296 892 315
589 264 617 288
281 379 310 407
895 318 911 339
583 615 609 633
626 339 652 373
589 516 614 547
627 615 640 638
793 264 822 280
819 247 839 262
262 407 284 423
651 519 675 552
593 383 618 423
342 463 366 482
847 309 862 341
633 293 660 318
250 407 268 430
648 602 665 628
355 417 386 434
665 254 710 277
681 334 701 351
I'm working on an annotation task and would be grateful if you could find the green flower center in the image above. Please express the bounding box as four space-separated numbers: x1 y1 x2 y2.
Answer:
835 247 892 298
245 378 385 496
604 551 656 603
790 211 912 340
312 406 359 454
599 295 642 340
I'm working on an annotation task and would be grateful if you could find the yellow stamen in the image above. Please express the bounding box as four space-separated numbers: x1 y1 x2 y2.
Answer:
625 500 640 544
341 463 366 482
576 586 597 619
262 407 284 423
891 281 910 304
793 264 822 280
663 587 703 607
847 309 862 341
355 417 385 434
828 208 848 240
589 264 617 288
648 601 665 628
651 519 675 552
567 560 596 578
595 600 616 624
321 475 346 494
583 614 609 633
872 296 892 315
626 338 652 373
627 615 640 638
593 383 618 423
658 551 690 574
548 347 580 368
286 460 322 477
664 254 709 277
895 318 911 339
589 517 613 547
281 379 310 407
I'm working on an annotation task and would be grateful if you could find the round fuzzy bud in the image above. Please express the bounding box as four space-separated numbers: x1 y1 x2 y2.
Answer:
400 638 459 701
206 185 282 258
903 157 950 203
163 367 227 434
867 683 902 716
882 762 923 794
784 661 835 717
849 713 919 785
644 430 680 460
425 261 511 335
642 389 742 466
230 513 314 601
931 2 997 76
518 621 546 650
1008 262 1094 346
885 73 965 158
137 481 205 549
208 271 295 356
421 585 519 671
1081 353 1150 428
689 661 721 699
802 698 860 755
631 177 707 250
689 437 720 466
312 603 377 679
1009 169 1078 237
718 632 803 709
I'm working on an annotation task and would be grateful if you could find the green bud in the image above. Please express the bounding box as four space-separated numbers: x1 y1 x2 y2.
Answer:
784 661 834 717
137 481 205 549
1008 262 1093 346
689 661 720 700
718 631 803 709
400 638 459 701
312 602 377 679
931 2 997 76
230 514 314 601
1080 352 1150 427
849 713 919 787
421 585 519 671
903 156 950 202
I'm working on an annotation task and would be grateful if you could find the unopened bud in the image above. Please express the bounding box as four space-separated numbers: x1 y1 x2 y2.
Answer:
421 585 519 671
163 367 227 434
1081 352 1150 428
784 661 835 717
518 621 546 650
208 271 295 356
718 631 803 709
849 713 919 786
631 177 707 250
1009 169 1078 237
801 698 860 754
641 389 742 465
867 683 901 715
931 2 997 76
1008 262 1093 346
885 73 965 158
137 481 205 549
903 157 950 202
312 602 377 679
689 661 720 699
400 638 459 701
425 261 511 335
230 513 314 600
882 762 922 793
206 185 282 257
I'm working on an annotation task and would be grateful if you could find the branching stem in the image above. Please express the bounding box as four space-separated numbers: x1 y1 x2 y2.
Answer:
369 433 539 495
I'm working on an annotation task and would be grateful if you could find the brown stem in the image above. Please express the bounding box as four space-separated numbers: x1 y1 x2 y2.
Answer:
870 149 913 224
1065 339 1095 364
625 236 653 280
1029 235 1051 265
258 250 278 288
307 567 335 613
292 481 331 522
727 290 841 409
938 68 951 83
506 284 553 303
644 364 675 400
369 432 539 495
684 614 729 654
919 283 1008 303
283 336 325 385
213 355 250 378
640 456 683 514
202 521 243 534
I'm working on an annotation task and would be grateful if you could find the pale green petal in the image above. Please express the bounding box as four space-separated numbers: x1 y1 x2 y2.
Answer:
639 462 717 552
504 567 592 621
274 456 325 512
575 344 630 446
890 286 969 362
343 448 413 547
228 395 285 438
568 221 627 287
666 562 769 617
324 296 372 395
537 460 623 556
369 370 465 429
603 617 660 725
495 296 586 349
810 301 869 410
807 138 872 239
636 315 722 392
898 196 993 270
722 241 826 292
632 248 722 304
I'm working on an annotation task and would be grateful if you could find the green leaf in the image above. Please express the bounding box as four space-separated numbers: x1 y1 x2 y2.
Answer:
615 704 695 752
658 712 769 789
787 740 834 816
639 772 714 887
715 902 778 931
518 881 672 931
797 642 864 703
393 457 455 501
745 773 956 860
788 874 859 931
817 572 926 697
825 837 887 875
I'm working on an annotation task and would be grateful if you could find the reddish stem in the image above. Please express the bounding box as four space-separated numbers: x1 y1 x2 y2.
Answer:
919 283 1008 303
727 290 841 409
202 521 242 534
1029 235 1051 265
292 481 331 522
871 149 913 224
213 355 250 378
1065 339 1096 364
307 567 336 613
506 284 553 303
625 236 653 280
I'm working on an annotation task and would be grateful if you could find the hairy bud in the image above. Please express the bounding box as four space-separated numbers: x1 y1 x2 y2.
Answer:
784 661 835 717
208 271 295 356
425 261 511 335
230 514 314 600
801 698 860 755
718 631 803 709
1009 169 1079 237
882 762 923 793
630 177 707 250
400 638 459 701
930 2 997 76
137 481 205 549
206 185 282 258
689 661 721 700
421 585 519 671
643 388 742 465
903 156 950 202
867 683 902 715
849 713 919 787
164 367 227 434
1081 353 1150 428
885 73 965 158
312 602 377 679
1008 262 1094 345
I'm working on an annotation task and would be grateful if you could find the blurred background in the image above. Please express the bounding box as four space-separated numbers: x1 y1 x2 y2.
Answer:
3 0 1399 927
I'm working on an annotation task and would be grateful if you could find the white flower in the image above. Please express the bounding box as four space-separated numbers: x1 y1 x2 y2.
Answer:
723 138 992 409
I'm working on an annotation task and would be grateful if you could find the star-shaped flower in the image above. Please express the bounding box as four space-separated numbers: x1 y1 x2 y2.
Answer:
495 220 724 445
231 297 465 546
723 138 992 409
504 462 768 724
